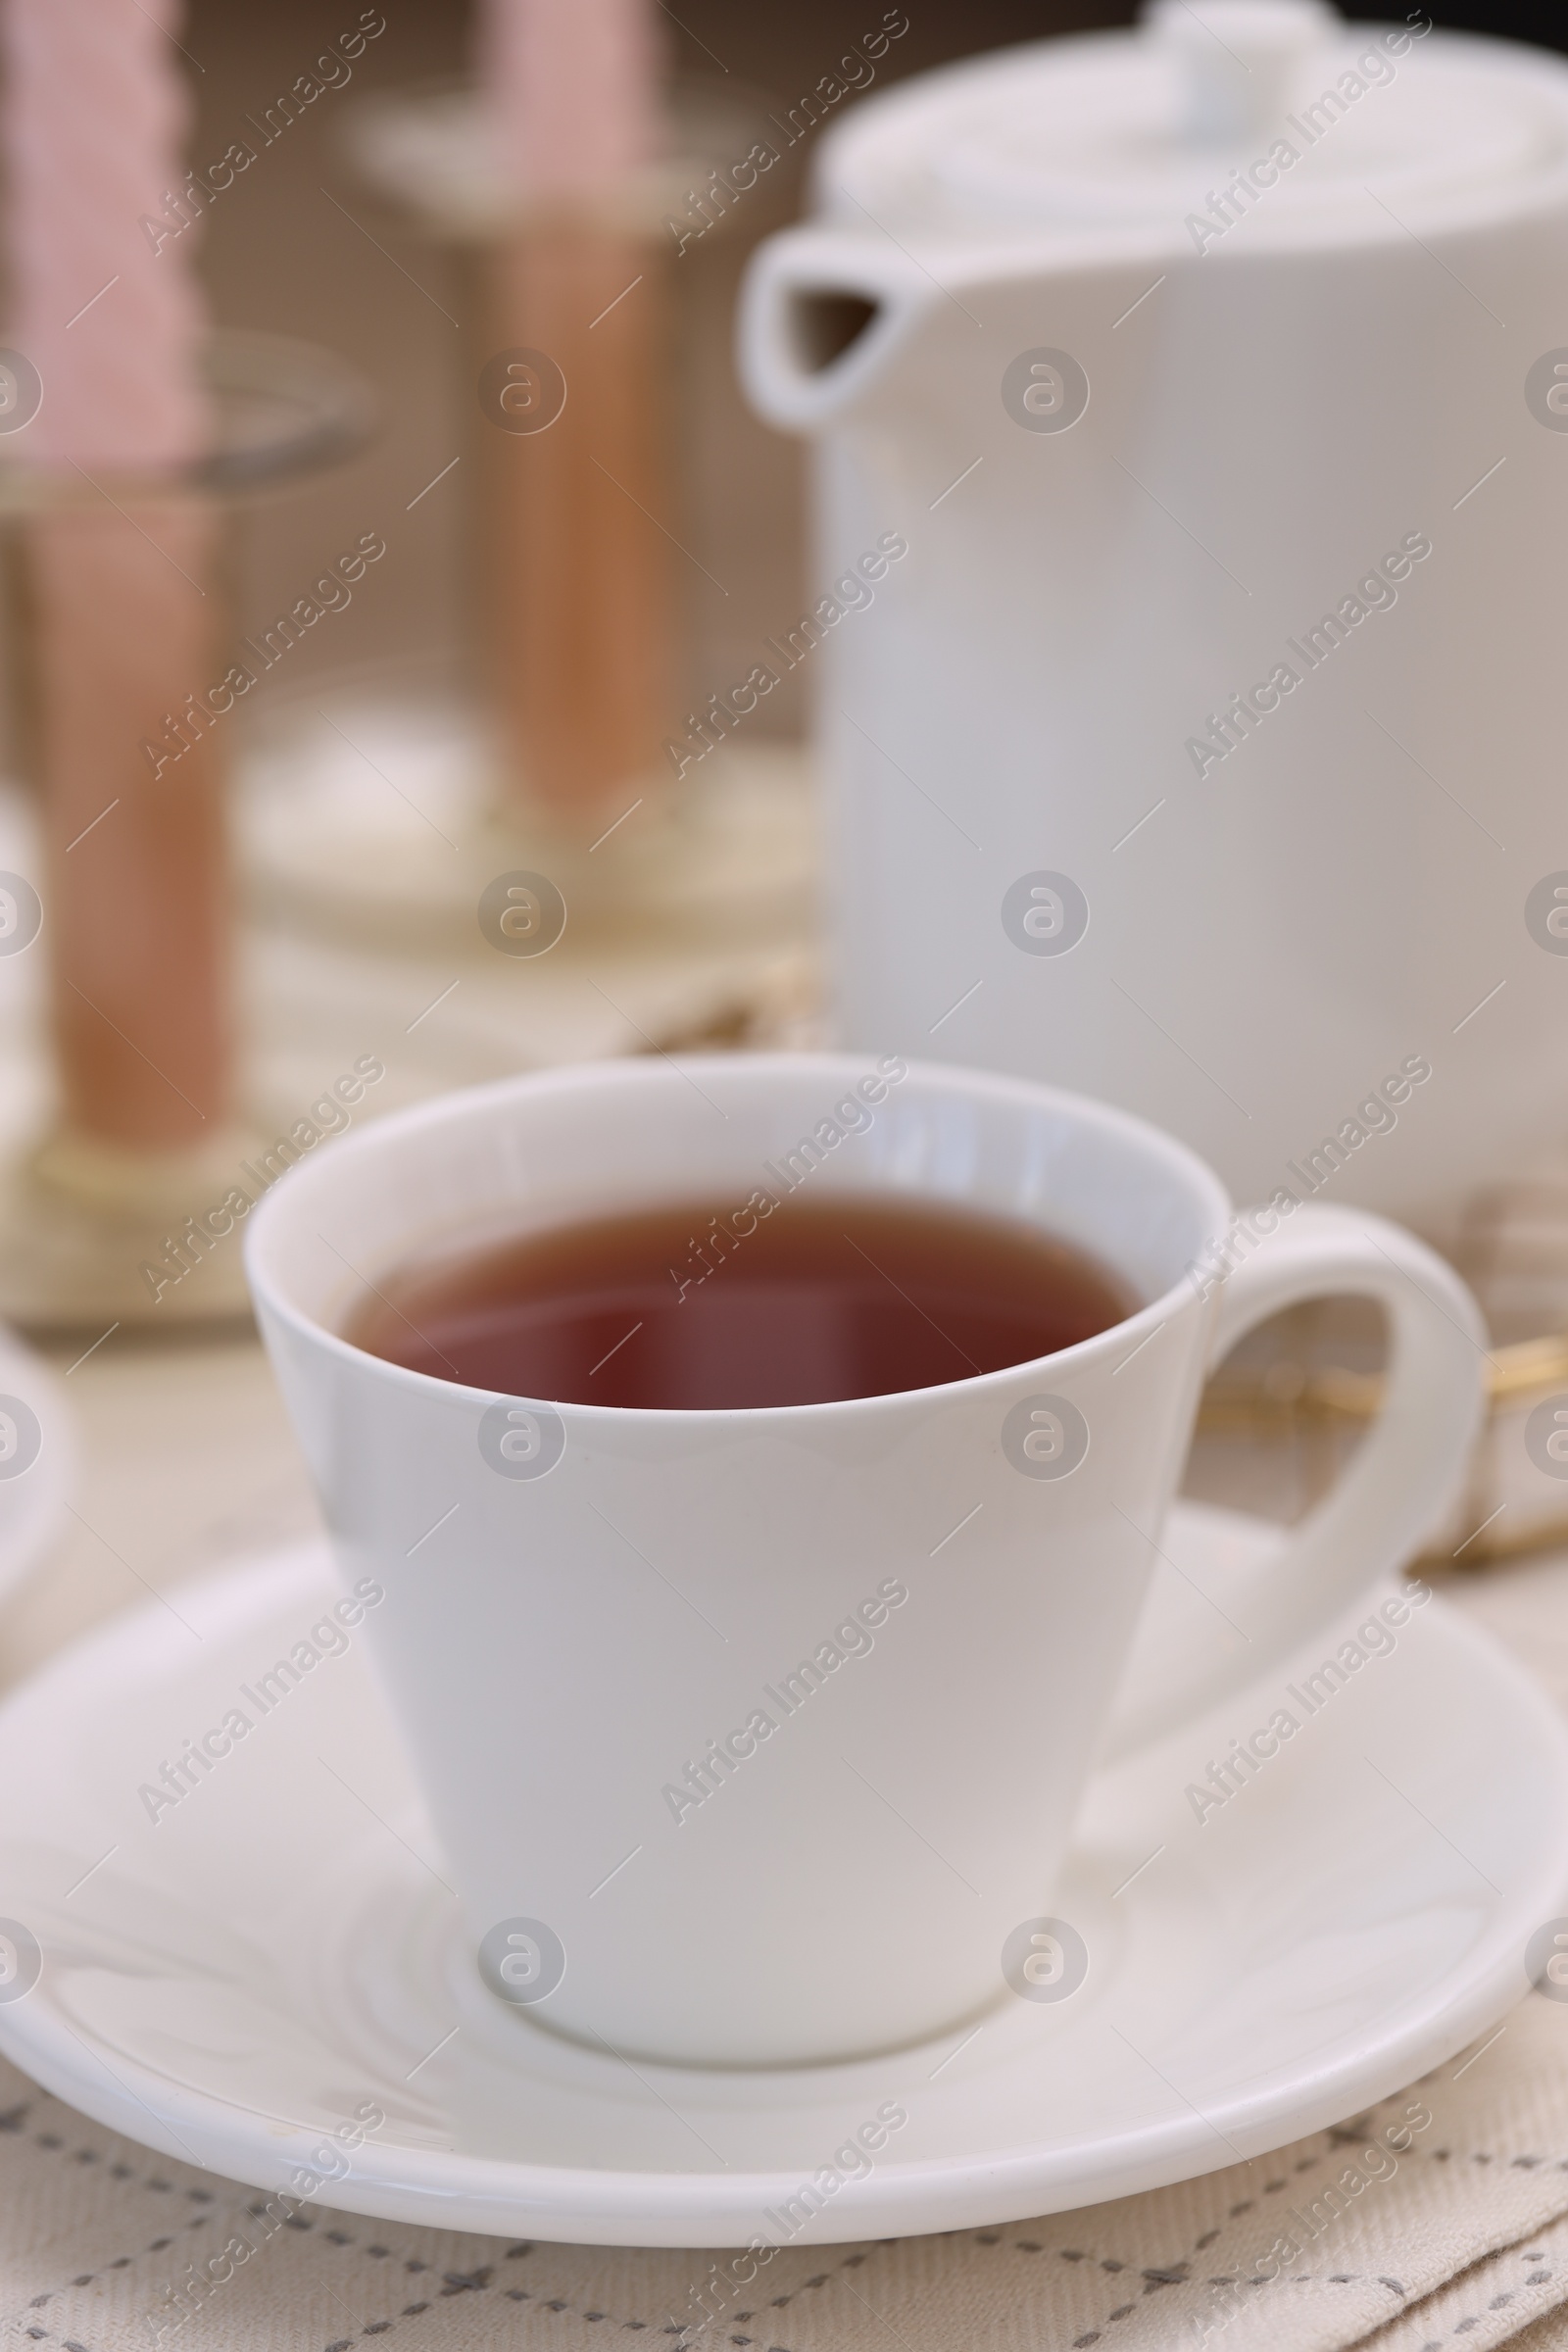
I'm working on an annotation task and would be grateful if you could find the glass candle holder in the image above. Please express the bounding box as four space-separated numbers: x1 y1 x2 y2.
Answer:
0 330 373 1330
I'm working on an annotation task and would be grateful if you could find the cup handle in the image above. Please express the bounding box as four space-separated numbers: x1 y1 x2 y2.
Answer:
1102 1202 1487 1760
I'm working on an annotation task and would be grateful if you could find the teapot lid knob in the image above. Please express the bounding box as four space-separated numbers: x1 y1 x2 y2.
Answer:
1143 0 1339 146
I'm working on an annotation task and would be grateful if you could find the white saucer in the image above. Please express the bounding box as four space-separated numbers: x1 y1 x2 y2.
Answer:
0 1320 73 1604
0 1501 1565 2246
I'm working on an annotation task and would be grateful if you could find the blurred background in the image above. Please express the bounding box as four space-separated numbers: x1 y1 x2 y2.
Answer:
184 0 1564 739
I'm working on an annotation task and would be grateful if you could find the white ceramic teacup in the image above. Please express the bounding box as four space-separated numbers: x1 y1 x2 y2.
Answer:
246 1054 1484 2068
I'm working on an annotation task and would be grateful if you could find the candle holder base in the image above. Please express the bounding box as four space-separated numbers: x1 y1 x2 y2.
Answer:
0 1126 262 1334
237 695 816 954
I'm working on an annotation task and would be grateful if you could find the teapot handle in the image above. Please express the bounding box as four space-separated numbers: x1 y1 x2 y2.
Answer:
737 225 943 432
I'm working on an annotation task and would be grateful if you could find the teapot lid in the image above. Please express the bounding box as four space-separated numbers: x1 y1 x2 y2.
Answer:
815 4 1568 250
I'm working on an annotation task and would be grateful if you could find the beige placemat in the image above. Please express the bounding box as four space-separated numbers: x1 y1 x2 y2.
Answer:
4 1992 1568 2351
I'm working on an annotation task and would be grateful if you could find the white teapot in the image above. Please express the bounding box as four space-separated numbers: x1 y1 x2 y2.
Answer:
740 0 1568 1233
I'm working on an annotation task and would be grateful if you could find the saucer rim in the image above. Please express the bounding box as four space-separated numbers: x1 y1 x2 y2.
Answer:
0 1323 73 1603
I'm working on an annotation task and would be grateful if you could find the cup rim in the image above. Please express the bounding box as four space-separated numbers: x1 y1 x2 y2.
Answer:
244 1052 1234 1424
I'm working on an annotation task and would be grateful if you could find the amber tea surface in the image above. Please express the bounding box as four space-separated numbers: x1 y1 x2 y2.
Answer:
344 1190 1138 1410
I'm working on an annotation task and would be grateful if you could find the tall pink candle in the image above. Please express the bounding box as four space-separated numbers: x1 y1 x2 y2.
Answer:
3 0 225 1155
475 0 671 831
3 0 206 470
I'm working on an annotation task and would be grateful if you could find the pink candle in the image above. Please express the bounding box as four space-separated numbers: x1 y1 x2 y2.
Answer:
3 0 207 471
475 0 671 831
3 0 224 1157
479 0 661 201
